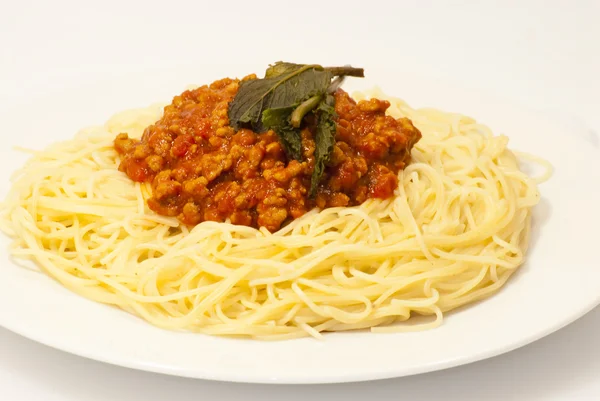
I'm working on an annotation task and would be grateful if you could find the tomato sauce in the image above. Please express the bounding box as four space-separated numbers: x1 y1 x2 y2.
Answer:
114 77 421 232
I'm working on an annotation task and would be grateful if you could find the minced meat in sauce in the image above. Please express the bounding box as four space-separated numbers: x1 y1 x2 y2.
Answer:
114 77 421 232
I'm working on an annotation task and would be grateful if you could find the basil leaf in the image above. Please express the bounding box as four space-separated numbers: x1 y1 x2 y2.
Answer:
261 106 303 161
227 62 364 195
309 94 337 197
228 64 331 131
228 62 364 132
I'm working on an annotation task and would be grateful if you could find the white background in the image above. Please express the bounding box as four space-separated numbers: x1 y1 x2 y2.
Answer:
1 0 599 399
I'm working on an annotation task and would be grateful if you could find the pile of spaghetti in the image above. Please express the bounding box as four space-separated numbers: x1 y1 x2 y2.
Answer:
0 88 546 340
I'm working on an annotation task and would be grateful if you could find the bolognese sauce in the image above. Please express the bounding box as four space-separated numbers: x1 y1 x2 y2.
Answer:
114 77 421 232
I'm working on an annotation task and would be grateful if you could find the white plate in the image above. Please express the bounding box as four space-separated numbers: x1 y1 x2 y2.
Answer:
1 64 599 384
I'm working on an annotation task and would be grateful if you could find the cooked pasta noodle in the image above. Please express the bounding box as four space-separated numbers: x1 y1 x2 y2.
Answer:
0 89 548 339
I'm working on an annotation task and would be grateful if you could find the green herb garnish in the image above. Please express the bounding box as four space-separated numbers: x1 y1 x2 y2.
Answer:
310 94 337 197
227 61 364 196
261 105 302 160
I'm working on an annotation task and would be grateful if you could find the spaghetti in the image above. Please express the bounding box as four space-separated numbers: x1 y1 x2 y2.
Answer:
0 89 547 339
